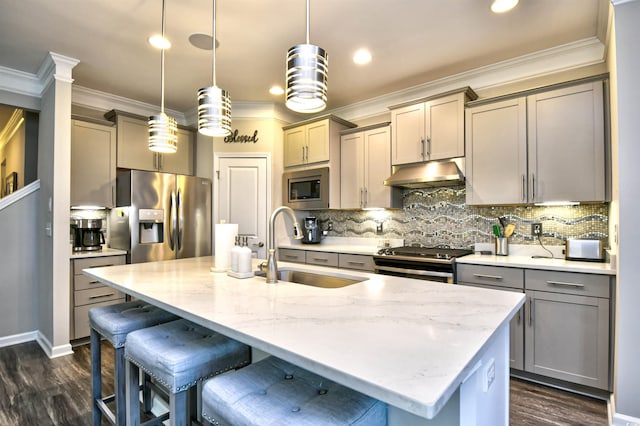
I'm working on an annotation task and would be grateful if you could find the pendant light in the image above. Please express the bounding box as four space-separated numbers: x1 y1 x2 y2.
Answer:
149 0 177 153
198 0 231 137
285 0 328 113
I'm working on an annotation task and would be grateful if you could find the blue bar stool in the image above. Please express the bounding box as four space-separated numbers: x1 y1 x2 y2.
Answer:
201 356 388 426
89 301 178 425
124 318 251 426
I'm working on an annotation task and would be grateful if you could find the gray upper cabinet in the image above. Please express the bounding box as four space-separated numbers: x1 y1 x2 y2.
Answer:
70 119 116 208
340 123 400 209
106 110 195 175
283 116 355 169
465 98 528 205
465 79 607 205
390 88 477 166
527 81 606 203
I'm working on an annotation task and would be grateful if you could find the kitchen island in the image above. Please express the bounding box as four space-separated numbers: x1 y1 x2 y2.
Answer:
84 256 524 425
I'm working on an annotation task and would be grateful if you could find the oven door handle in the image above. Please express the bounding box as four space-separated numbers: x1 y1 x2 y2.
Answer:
375 265 453 279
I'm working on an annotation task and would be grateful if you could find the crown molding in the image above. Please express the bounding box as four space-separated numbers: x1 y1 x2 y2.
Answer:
329 37 606 122
69 37 603 124
0 66 41 98
72 85 188 125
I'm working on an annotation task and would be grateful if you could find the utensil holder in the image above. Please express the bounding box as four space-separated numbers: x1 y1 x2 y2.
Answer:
495 237 509 256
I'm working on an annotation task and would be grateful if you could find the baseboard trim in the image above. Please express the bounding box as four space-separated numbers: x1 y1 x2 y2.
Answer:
610 394 640 426
0 331 39 348
36 331 74 359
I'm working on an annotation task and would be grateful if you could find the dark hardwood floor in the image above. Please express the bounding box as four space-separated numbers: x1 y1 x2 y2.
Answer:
0 341 608 425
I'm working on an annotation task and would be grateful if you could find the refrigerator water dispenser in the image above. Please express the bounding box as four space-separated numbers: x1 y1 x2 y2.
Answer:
139 209 164 244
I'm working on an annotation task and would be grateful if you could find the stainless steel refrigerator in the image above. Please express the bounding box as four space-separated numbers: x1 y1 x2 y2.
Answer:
110 170 211 263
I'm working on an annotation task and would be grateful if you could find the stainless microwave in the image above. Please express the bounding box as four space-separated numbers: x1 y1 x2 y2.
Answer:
282 167 329 210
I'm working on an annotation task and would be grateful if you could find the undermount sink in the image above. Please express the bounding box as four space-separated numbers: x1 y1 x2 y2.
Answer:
255 269 367 288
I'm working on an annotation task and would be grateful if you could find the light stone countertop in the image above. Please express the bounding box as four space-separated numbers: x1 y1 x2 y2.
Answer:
70 247 127 259
457 254 616 275
84 255 524 420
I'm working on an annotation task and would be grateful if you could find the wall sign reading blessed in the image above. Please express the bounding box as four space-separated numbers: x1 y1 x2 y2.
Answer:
224 129 259 144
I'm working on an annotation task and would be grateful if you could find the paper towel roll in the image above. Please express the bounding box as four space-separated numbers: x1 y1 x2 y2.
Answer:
212 223 238 272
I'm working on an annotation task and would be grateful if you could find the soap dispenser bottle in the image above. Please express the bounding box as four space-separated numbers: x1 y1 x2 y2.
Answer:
238 236 252 273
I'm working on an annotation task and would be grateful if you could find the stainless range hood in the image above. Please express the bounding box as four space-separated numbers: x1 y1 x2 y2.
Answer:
383 159 465 188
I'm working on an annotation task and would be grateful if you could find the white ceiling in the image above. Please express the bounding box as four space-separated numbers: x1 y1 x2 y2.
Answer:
0 0 609 115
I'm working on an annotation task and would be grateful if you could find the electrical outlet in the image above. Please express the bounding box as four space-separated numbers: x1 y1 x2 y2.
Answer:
376 222 383 234
531 222 542 236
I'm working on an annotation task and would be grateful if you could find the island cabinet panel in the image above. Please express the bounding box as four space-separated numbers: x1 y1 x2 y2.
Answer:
106 110 195 175
457 264 525 369
71 255 126 340
390 89 474 166
340 124 400 209
466 79 607 205
70 119 116 208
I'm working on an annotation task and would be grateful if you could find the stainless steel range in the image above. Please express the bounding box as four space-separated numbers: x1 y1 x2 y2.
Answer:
373 246 473 283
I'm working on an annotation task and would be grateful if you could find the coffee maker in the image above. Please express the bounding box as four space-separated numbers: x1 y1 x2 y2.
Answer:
71 218 105 252
302 216 321 244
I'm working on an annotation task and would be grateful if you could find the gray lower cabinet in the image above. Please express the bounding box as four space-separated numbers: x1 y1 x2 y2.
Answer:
457 263 612 391
278 248 375 272
71 255 126 340
456 264 525 370
524 270 610 390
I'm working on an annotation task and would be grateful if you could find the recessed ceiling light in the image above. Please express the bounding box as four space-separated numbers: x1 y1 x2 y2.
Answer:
491 0 519 13
353 48 372 65
269 86 285 96
148 35 171 49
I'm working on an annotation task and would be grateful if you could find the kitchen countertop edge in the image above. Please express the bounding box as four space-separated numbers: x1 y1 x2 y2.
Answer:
456 254 616 275
70 247 128 259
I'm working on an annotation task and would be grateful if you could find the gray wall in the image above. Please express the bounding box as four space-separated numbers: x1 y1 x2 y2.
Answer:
0 191 39 336
612 0 640 420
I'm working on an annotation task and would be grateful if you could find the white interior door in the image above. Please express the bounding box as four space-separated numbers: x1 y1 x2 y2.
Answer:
214 154 270 259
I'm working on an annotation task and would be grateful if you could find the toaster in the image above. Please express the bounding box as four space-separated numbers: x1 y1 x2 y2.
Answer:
565 239 604 262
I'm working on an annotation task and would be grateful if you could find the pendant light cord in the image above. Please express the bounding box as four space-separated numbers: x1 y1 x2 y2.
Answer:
212 0 217 87
160 0 167 114
305 0 310 44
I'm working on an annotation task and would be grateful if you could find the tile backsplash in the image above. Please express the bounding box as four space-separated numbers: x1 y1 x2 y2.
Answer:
309 186 609 249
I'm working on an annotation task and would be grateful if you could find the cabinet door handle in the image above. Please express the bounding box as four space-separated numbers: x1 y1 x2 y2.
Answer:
472 273 503 280
363 188 368 208
531 174 536 201
529 297 534 326
312 257 329 262
426 137 431 157
521 175 526 202
359 188 363 208
348 261 365 266
420 138 425 160
546 280 585 288
284 254 298 259
517 309 521 325
89 293 115 300
86 264 114 269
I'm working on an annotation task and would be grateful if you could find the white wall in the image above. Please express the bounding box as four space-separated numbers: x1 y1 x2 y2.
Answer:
611 1 640 423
